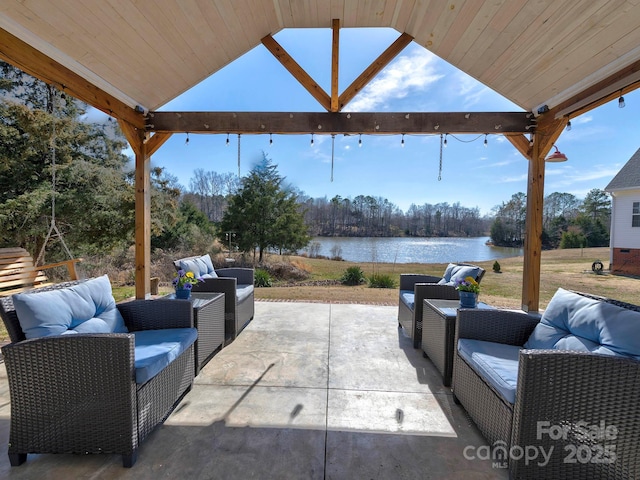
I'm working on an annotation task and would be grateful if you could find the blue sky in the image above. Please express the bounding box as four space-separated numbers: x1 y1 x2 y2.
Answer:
124 28 640 216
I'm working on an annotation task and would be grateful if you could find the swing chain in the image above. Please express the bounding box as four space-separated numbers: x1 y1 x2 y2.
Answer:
438 134 443 181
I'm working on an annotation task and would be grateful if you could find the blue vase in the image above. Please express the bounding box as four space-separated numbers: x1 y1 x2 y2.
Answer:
175 288 191 300
459 291 477 308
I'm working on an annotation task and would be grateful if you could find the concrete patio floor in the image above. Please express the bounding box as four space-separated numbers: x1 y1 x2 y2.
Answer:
0 301 508 479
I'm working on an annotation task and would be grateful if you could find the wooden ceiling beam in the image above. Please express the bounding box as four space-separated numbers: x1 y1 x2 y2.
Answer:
147 111 535 134
261 34 331 111
331 19 340 112
338 33 413 111
550 58 640 120
0 27 144 129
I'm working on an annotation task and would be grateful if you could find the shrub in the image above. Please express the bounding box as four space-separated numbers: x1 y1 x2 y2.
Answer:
254 268 272 287
368 273 396 289
341 266 366 286
493 260 501 273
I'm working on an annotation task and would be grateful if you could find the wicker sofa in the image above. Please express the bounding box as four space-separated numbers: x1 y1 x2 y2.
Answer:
0 276 196 467
398 263 485 347
452 288 640 479
174 254 254 342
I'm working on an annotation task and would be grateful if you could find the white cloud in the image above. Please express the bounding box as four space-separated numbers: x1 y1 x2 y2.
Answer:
500 173 528 183
455 71 491 107
546 164 621 188
574 115 592 125
487 159 515 167
347 49 444 111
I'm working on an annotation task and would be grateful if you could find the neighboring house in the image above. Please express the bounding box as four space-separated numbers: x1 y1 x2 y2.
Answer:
604 148 640 276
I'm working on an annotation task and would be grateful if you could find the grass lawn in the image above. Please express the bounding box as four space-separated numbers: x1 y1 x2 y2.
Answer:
253 247 638 309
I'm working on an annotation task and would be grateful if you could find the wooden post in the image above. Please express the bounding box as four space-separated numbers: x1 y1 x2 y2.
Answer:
331 19 340 112
119 120 154 299
134 142 151 299
521 136 544 312
512 116 567 312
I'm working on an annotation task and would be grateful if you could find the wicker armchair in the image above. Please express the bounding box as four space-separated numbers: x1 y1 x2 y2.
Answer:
0 281 195 467
398 263 485 347
174 255 254 342
452 292 640 479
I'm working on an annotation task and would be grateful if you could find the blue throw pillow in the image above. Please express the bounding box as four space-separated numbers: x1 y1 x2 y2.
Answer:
524 288 640 359
179 254 217 278
449 265 481 285
441 263 457 282
12 275 128 339
437 264 481 286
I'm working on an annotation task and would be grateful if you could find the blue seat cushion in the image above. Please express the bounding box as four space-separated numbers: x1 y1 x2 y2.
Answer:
134 327 197 384
236 284 254 303
524 288 640 360
12 275 128 339
458 338 521 405
179 254 217 278
400 290 415 310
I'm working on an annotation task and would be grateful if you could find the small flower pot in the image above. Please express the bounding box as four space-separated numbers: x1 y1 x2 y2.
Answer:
459 291 477 308
175 288 191 300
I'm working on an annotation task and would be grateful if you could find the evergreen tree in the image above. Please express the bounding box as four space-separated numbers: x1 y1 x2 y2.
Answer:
218 153 310 262
0 81 133 256
581 188 611 224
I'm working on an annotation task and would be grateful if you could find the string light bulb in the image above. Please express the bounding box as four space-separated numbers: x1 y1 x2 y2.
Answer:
566 120 572 131
619 93 625 108
401 134 405 147
226 133 230 146
269 133 273 146
358 133 362 147
484 134 488 147
185 132 190 145
444 134 448 148
310 133 314 147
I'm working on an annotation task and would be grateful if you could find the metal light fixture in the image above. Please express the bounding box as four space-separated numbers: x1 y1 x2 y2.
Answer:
545 145 568 162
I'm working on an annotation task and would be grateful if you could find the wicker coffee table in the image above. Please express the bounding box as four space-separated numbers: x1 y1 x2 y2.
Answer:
165 292 225 374
421 299 494 387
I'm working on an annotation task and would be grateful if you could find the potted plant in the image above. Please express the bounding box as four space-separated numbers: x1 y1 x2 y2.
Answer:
456 276 480 308
172 269 202 299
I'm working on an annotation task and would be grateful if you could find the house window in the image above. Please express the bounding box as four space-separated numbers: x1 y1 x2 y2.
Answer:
633 202 640 227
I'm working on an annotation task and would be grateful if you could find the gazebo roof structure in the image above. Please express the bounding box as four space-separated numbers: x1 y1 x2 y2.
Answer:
1 0 639 309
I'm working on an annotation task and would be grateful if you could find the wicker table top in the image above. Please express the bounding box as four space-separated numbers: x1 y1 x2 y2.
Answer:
425 299 494 318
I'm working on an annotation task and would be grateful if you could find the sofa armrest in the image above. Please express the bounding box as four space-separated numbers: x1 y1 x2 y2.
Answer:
215 267 254 285
118 299 194 331
399 274 441 291
510 350 640 478
2 334 137 427
456 309 540 345
192 277 238 313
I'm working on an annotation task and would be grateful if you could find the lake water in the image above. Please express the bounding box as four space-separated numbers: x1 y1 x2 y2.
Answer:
304 236 523 264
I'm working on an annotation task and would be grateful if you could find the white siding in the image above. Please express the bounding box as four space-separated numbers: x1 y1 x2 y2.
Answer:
611 190 640 248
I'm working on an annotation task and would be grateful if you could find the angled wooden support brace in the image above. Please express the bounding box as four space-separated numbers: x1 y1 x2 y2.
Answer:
261 34 331 111
338 32 413 111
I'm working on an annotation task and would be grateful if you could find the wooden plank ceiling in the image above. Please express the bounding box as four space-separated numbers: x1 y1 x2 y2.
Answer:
1 0 640 120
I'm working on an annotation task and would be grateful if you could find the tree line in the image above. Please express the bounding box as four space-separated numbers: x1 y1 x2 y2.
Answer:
297 195 489 237
490 190 611 249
